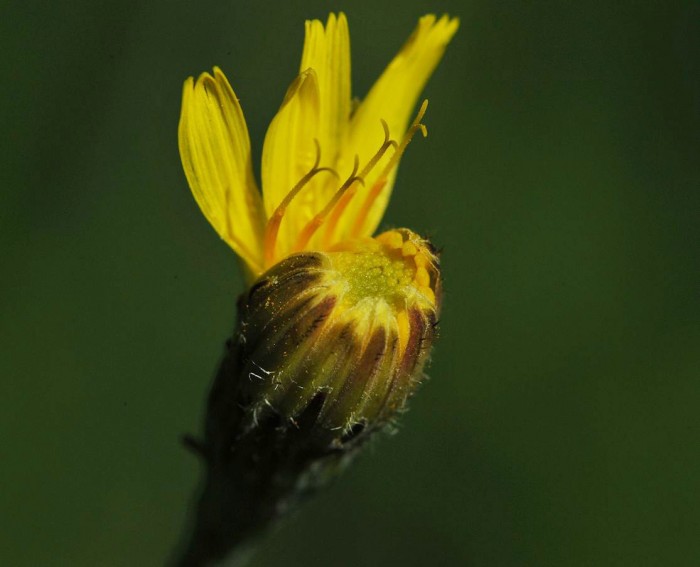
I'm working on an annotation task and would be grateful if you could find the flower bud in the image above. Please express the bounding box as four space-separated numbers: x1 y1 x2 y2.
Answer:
234 228 441 446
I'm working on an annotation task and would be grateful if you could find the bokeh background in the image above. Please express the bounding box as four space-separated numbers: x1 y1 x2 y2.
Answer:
2 1 699 565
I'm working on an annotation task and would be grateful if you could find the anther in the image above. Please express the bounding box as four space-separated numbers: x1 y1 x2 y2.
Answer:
294 155 364 251
263 139 338 267
319 120 399 246
359 120 398 178
352 100 429 237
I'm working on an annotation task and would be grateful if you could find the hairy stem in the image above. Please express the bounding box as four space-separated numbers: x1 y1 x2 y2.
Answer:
171 332 360 567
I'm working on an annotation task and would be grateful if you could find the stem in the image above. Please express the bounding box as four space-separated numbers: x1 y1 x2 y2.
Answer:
171 330 358 567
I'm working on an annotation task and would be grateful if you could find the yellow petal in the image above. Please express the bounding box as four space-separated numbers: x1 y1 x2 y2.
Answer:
261 69 322 259
178 67 265 274
300 13 351 167
338 15 459 238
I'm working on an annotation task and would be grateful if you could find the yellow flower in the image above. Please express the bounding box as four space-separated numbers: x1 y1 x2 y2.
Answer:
178 13 459 282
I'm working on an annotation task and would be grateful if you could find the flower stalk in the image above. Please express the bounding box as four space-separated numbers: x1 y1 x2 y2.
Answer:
174 326 359 567
172 12 457 566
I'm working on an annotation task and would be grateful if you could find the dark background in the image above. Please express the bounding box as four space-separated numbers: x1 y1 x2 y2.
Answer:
2 1 699 565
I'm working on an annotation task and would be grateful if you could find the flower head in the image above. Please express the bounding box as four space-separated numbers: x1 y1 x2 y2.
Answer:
179 13 458 280
179 14 457 441
236 229 442 439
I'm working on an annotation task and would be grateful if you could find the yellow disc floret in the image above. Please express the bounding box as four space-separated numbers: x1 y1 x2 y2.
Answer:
328 229 437 311
331 249 413 306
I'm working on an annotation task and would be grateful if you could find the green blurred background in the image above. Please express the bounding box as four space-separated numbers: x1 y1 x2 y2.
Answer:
2 1 699 565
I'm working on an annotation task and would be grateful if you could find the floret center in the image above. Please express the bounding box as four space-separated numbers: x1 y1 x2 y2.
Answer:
328 229 436 310
332 249 414 306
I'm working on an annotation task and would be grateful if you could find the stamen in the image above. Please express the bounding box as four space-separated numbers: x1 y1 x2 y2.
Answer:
351 100 429 237
294 156 364 252
263 139 338 267
360 120 399 177
316 120 398 247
